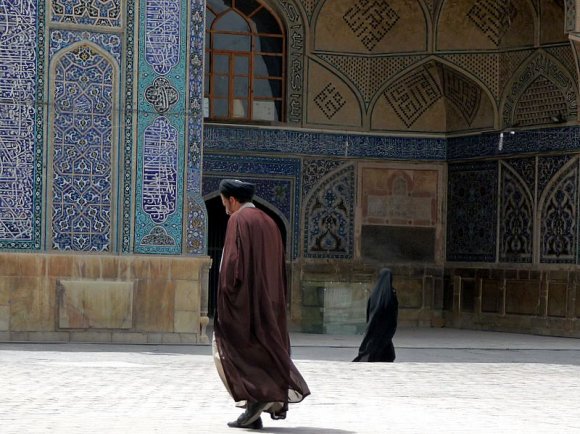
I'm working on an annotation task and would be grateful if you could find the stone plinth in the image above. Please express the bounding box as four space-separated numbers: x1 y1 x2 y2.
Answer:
0 253 211 344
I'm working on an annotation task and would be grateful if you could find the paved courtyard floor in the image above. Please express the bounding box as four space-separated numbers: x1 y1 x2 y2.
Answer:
1 328 579 433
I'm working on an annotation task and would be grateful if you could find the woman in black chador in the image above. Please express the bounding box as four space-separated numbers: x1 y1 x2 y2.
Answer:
353 268 399 362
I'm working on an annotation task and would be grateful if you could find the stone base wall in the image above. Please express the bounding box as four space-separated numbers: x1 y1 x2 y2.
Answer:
293 261 445 334
443 267 580 338
0 253 212 344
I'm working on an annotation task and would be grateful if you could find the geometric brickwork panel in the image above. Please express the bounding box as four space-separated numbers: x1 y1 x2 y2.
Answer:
314 83 346 119
447 162 498 262
467 0 518 46
299 0 320 21
51 46 115 251
540 159 578 263
499 161 533 263
503 52 577 129
439 65 482 125
317 54 426 105
498 49 533 100
0 0 42 249
441 52 500 100
51 0 122 27
304 164 355 259
343 0 400 51
514 76 568 127
384 65 442 128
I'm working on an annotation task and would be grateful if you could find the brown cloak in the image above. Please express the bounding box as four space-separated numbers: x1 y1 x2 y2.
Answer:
214 206 310 417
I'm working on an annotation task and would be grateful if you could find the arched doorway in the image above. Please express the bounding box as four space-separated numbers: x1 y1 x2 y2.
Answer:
205 195 287 317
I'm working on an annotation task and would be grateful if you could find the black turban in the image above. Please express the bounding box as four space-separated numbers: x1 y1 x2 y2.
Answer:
219 179 255 203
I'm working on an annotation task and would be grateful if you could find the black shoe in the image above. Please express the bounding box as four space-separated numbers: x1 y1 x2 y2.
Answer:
227 402 268 429
227 416 263 429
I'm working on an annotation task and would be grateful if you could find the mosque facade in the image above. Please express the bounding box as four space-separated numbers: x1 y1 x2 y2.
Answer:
1 0 579 342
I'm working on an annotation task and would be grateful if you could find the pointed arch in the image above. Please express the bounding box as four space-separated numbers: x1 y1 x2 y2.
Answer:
499 160 534 263
500 50 578 128
536 156 578 263
303 163 355 259
48 42 119 251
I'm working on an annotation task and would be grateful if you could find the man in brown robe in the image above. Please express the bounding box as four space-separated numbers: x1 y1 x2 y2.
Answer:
214 179 310 430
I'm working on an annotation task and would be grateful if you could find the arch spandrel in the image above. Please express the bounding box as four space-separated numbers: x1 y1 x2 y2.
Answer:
306 59 363 128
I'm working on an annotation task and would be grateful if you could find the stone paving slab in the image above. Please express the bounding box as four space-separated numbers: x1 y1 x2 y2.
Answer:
1 329 579 433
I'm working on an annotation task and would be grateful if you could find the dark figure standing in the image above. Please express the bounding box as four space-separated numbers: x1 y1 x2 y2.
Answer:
213 179 310 430
353 268 399 362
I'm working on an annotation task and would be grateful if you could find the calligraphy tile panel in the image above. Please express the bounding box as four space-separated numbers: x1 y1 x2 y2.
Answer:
0 0 42 249
134 0 187 254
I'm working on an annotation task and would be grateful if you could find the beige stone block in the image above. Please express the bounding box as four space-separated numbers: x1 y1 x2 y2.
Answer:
0 331 9 341
132 257 151 279
118 257 132 280
27 332 70 342
0 277 14 304
147 333 163 344
72 256 101 279
133 279 175 332
100 256 119 280
177 333 198 344
59 280 134 329
174 310 198 333
505 280 540 315
19 254 45 277
160 333 184 344
112 332 148 344
70 331 112 343
175 280 199 311
10 277 54 332
1 254 20 276
395 277 423 309
149 258 171 281
171 258 199 280
0 305 9 331
47 255 73 277
10 332 29 341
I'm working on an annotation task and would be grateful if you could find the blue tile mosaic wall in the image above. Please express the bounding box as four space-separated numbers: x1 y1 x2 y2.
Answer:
186 0 207 255
0 0 43 250
203 125 447 160
304 164 355 259
499 160 534 263
447 126 580 161
50 44 116 251
540 158 578 264
447 162 498 262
